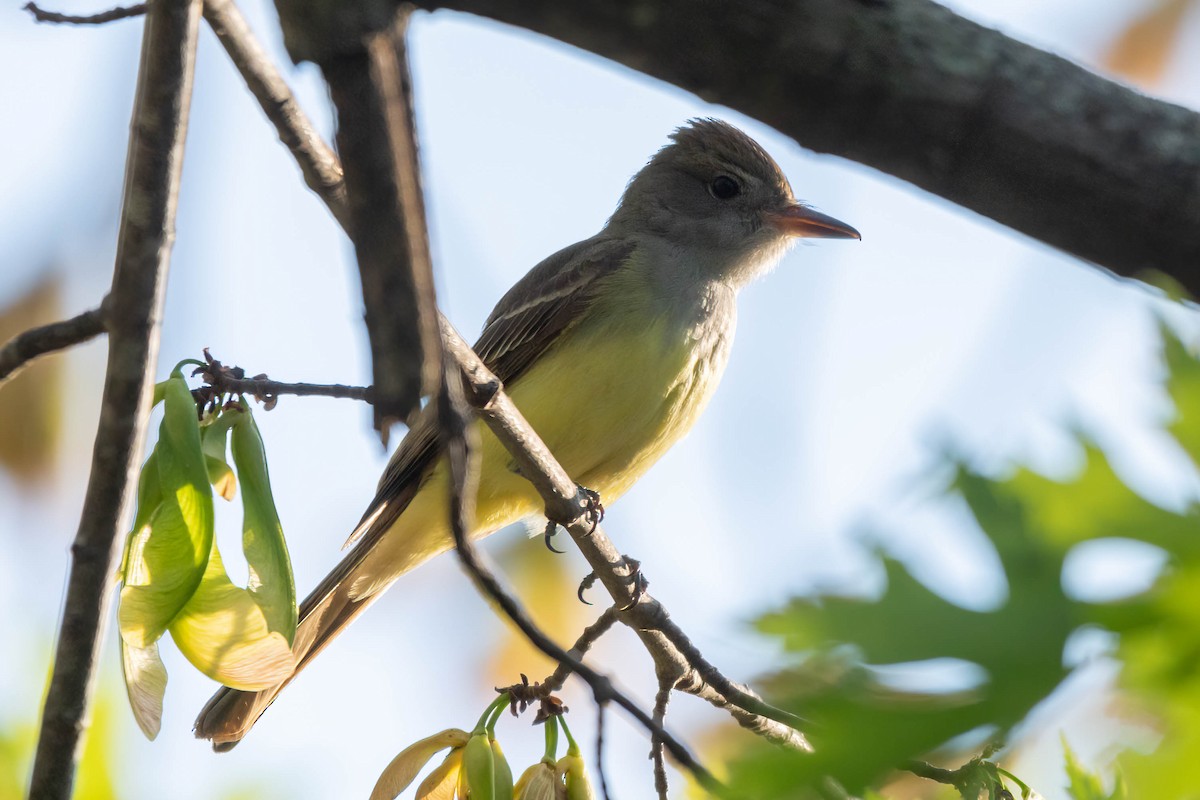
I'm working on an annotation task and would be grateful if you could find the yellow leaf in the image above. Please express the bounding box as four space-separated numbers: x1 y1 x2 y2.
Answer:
370 730 469 800
120 637 168 740
167 543 295 690
1103 0 1193 87
488 532 589 683
0 276 65 484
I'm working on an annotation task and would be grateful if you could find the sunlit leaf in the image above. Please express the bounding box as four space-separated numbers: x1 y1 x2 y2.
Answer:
1064 736 1125 800
370 729 469 800
230 407 296 644
728 323 1200 796
167 539 295 690
202 410 240 502
120 638 167 740
119 375 214 647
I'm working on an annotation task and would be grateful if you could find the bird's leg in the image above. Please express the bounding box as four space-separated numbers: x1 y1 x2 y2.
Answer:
577 555 648 610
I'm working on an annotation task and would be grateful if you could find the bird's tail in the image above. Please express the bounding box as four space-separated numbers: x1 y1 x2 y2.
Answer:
192 574 376 750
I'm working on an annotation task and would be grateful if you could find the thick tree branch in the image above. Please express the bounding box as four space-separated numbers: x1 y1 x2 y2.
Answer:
0 305 105 385
411 0 1200 290
320 11 441 437
28 0 201 796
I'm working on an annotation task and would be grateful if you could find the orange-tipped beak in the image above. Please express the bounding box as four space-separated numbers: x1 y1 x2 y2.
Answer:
765 205 861 240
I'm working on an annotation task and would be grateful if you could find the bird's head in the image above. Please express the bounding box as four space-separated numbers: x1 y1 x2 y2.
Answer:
607 119 859 286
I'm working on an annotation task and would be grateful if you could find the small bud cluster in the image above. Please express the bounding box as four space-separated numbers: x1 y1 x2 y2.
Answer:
371 693 596 800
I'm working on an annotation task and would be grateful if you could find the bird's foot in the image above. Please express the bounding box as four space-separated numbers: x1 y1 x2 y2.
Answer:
580 486 604 532
577 554 648 610
542 486 603 553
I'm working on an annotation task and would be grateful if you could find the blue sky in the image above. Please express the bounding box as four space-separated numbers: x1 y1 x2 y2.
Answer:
2 1 1199 797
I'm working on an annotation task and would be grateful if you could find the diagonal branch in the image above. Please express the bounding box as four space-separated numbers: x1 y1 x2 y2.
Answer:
438 353 727 796
28 0 202 797
0 304 105 386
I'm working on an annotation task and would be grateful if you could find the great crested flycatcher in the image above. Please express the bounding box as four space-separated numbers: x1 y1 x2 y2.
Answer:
195 118 859 747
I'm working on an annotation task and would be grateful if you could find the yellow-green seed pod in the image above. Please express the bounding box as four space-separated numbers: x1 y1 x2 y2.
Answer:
558 754 595 800
462 732 495 800
414 747 464 800
370 728 469 800
513 760 559 800
490 736 514 800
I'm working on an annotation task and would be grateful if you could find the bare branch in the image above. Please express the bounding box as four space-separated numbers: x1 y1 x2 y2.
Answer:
193 351 373 407
652 680 672 800
208 377 372 404
412 0 1200 291
320 11 441 437
24 1 146 25
443 321 810 750
28 0 202 796
0 305 104 385
200 0 349 229
594 701 613 800
540 607 619 695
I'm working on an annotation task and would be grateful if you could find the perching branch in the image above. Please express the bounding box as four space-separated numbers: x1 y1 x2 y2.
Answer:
438 353 726 794
411 0 1200 292
0 304 105 385
28 0 202 797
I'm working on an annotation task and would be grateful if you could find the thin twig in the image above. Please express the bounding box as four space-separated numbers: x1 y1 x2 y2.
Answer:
24 1 146 24
0 305 105 385
652 679 672 800
28 0 202 796
595 701 612 800
540 607 619 695
205 374 373 405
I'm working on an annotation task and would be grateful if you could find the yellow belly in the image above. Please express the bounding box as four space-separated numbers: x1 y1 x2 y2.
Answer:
350 297 733 598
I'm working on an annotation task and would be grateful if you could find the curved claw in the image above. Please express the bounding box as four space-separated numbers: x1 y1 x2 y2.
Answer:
580 486 605 532
576 571 599 605
616 556 648 611
543 519 565 554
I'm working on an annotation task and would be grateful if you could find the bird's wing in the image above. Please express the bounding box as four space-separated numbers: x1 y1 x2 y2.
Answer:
328 235 634 569
475 235 635 383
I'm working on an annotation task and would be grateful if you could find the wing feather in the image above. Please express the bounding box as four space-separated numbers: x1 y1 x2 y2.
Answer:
328 235 633 575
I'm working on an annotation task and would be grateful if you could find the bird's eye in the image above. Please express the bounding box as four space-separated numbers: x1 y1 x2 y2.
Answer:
710 175 740 200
